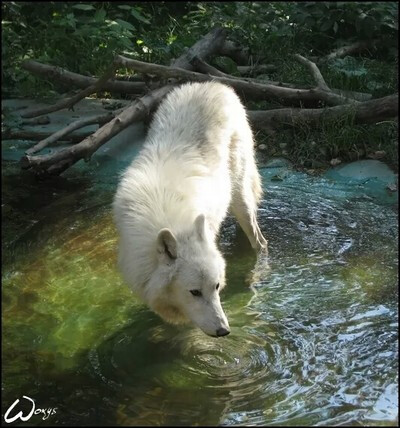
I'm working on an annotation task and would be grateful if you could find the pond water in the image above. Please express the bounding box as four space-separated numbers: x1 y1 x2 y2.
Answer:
2 140 398 426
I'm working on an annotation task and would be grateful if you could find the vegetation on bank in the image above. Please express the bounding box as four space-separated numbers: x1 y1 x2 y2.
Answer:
2 2 398 171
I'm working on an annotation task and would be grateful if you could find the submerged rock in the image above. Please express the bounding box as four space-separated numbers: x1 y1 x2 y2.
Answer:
326 160 396 182
324 160 397 205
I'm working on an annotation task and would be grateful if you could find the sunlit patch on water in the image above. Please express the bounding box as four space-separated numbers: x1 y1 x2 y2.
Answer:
2 164 398 426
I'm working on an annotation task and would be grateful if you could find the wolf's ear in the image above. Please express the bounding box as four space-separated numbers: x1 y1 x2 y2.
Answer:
194 214 206 241
157 228 177 260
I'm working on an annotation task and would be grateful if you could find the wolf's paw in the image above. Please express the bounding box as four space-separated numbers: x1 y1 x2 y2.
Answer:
249 250 270 284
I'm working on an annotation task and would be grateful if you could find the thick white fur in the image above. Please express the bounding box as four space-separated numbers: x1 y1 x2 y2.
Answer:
113 81 267 336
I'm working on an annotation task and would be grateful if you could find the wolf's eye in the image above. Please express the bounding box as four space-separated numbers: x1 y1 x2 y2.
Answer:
190 290 202 297
216 283 220 290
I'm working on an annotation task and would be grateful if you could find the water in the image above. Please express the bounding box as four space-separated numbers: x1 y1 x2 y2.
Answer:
2 151 398 426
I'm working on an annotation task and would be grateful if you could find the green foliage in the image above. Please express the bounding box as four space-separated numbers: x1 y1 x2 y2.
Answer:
288 2 398 50
319 56 398 97
257 115 398 170
2 2 154 96
179 2 398 58
3 1 398 97
2 1 397 169
328 57 368 77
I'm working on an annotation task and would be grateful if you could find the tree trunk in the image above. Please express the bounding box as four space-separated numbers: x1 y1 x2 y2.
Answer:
248 94 398 130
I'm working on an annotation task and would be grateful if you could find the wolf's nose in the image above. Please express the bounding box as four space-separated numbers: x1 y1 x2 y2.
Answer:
216 327 230 337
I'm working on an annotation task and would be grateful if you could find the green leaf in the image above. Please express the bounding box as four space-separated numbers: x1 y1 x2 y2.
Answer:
115 19 135 31
320 20 333 32
130 8 150 24
333 21 338 33
72 4 95 11
94 8 106 22
118 5 132 10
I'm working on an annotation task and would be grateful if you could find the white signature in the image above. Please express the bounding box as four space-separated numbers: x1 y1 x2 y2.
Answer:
3 395 57 423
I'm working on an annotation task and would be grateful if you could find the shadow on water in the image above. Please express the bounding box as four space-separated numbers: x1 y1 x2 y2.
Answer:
2 153 398 426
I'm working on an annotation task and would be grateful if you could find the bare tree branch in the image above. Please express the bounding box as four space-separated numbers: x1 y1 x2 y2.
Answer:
325 40 378 61
172 27 228 69
20 86 173 172
191 57 372 101
218 40 250 64
115 55 355 106
237 64 277 75
20 116 51 126
20 63 118 119
248 94 398 130
3 130 91 142
21 26 229 176
190 57 230 77
25 112 117 155
19 26 389 178
294 54 330 91
21 60 147 94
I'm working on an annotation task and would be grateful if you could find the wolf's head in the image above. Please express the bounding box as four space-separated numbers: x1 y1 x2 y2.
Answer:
145 214 230 337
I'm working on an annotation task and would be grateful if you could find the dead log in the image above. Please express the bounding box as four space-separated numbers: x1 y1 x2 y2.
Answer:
20 63 118 119
20 116 51 126
248 94 398 130
330 89 372 102
19 27 389 177
25 112 117 155
191 57 372 102
172 27 227 70
3 130 91 143
324 40 378 61
190 57 230 78
294 54 330 91
20 86 173 173
21 60 148 94
219 40 250 65
237 64 277 75
115 55 355 106
190 56 276 85
21 27 228 176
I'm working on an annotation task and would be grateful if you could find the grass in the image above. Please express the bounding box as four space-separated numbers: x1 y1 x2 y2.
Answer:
251 36 398 172
256 119 398 172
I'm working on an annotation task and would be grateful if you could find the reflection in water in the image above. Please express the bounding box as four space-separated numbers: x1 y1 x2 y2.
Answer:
2 165 398 426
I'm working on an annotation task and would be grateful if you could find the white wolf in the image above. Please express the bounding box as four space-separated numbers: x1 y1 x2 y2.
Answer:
113 81 267 337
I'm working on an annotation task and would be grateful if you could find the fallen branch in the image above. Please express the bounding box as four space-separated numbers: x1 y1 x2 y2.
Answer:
190 56 230 77
21 26 229 176
3 130 92 142
324 40 378 61
248 94 398 130
20 116 51 126
330 89 372 102
21 60 147 94
294 54 330 91
115 55 354 106
172 27 228 70
190 56 274 85
237 64 277 75
20 86 173 172
20 63 118 119
218 40 250 65
25 112 117 155
191 57 372 102
20 26 387 178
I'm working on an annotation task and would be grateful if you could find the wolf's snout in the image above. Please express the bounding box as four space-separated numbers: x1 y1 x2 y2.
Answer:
216 327 230 337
